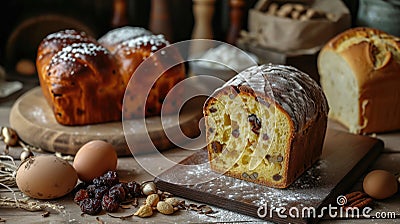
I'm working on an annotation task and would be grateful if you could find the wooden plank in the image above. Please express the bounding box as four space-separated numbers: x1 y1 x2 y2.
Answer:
154 129 383 224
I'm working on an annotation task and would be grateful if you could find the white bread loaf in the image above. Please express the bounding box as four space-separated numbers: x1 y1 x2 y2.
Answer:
318 27 400 134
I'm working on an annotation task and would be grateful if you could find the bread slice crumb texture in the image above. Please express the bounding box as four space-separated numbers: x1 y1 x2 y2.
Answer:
206 89 291 185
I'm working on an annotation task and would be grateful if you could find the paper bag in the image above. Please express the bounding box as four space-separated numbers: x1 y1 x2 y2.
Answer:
247 0 351 53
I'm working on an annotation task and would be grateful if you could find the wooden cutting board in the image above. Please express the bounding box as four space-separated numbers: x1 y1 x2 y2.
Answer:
9 87 203 156
154 129 383 224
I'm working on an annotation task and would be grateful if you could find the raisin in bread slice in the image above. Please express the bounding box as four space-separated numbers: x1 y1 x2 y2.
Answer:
204 64 329 188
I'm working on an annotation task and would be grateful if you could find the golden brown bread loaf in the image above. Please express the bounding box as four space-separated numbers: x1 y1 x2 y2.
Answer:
36 30 97 105
204 64 329 188
38 41 125 125
36 27 185 125
112 34 185 118
318 27 400 134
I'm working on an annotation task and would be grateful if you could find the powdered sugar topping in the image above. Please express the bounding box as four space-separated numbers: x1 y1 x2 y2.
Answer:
98 26 152 46
225 64 328 131
44 29 90 42
120 34 169 52
51 42 109 64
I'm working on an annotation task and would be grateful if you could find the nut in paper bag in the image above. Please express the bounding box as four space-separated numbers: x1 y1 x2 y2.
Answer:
248 0 351 53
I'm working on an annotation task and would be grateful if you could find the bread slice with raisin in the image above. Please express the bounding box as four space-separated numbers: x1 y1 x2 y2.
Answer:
203 64 329 188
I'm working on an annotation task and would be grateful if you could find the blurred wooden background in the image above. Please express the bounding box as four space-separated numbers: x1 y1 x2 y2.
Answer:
0 0 358 70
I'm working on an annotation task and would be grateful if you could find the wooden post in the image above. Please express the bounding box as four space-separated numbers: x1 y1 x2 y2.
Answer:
190 0 216 56
149 0 174 41
226 0 246 45
191 0 215 40
111 0 128 28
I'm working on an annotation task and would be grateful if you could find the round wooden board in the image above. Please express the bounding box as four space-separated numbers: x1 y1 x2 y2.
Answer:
9 87 203 156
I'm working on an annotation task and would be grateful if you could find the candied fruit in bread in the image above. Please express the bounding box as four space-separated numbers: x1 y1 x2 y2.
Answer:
203 64 329 188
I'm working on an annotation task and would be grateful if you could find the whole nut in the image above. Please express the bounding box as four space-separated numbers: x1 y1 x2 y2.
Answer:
1 127 19 146
326 13 335 21
279 3 294 13
156 201 174 215
134 205 153 218
293 4 306 12
291 10 301 19
164 197 181 207
267 3 279 15
305 8 325 19
145 194 159 207
299 14 308 21
141 182 157 196
20 150 34 161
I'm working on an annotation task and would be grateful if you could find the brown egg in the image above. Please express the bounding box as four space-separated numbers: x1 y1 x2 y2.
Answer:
73 140 118 182
363 170 398 200
16 155 78 199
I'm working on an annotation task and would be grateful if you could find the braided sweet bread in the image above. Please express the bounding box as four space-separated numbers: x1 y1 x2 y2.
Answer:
36 27 185 125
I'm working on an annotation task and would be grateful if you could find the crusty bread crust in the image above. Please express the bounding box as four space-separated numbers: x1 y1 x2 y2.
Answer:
204 65 328 188
319 27 400 133
36 28 185 125
37 31 124 125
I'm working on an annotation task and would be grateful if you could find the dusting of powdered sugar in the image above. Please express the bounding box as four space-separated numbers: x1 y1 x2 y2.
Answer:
50 42 109 65
223 64 328 131
119 34 169 52
184 160 329 208
158 151 332 210
98 26 152 46
44 29 90 42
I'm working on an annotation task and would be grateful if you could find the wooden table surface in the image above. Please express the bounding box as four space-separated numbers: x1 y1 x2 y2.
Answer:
0 101 399 223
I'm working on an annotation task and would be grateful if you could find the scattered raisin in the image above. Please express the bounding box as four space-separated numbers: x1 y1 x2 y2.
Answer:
74 170 137 215
273 174 282 181
86 185 96 198
262 133 269 141
79 198 102 215
73 182 89 194
109 184 126 202
248 114 261 134
232 129 240 138
232 85 241 93
93 185 109 200
74 189 89 204
208 127 214 133
209 107 217 113
102 171 119 187
250 172 258 179
93 177 106 187
102 194 120 213
125 181 142 198
266 155 283 163
211 141 222 153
